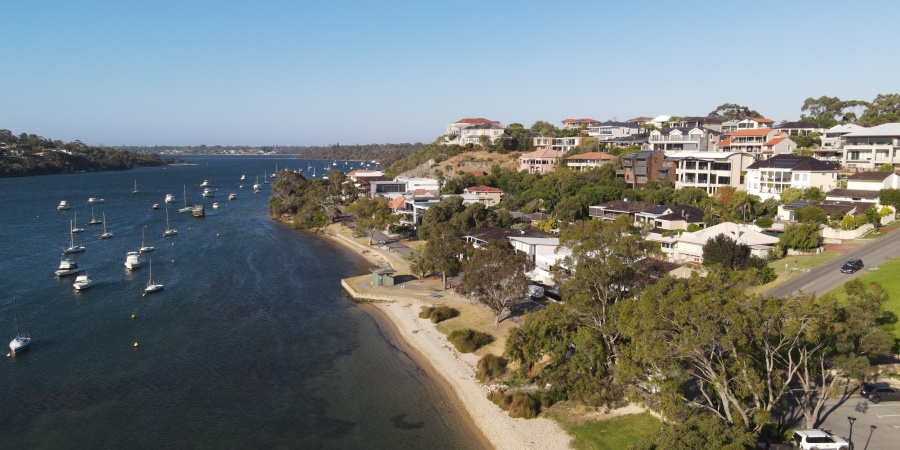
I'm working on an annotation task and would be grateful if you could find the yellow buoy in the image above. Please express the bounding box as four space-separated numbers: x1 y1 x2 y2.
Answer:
131 314 136 319
134 342 139 347
6 353 10 358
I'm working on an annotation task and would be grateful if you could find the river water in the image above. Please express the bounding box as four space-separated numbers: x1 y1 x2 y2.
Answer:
0 155 478 448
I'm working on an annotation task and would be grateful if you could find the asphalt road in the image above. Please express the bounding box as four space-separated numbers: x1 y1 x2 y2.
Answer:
766 229 900 298
812 392 900 450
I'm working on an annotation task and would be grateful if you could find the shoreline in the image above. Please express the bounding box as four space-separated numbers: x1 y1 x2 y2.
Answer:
323 225 573 449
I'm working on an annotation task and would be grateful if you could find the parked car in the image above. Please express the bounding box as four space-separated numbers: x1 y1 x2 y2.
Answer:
790 429 850 450
861 382 890 398
868 386 900 403
840 259 864 273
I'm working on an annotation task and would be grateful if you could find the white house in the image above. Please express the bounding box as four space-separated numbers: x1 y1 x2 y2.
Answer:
653 222 778 264
648 127 722 152
824 171 900 203
842 123 900 170
745 155 840 200
586 121 640 141
507 236 569 284
816 123 865 161
444 118 503 145
667 150 756 194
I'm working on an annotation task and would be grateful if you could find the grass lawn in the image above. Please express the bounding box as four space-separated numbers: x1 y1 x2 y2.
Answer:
557 412 660 450
749 250 843 294
826 257 900 342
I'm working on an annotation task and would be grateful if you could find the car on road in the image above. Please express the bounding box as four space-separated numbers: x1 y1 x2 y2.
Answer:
861 382 891 398
867 385 900 403
790 429 850 450
840 259 864 273
428 293 443 299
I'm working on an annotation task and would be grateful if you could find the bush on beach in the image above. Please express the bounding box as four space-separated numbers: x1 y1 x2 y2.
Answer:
476 354 507 382
418 305 458 323
448 328 492 353
488 391 541 419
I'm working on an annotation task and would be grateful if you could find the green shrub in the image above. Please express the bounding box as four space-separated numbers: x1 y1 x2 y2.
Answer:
488 390 513 410
508 392 541 419
448 328 493 353
755 217 774 228
418 305 459 323
476 354 508 382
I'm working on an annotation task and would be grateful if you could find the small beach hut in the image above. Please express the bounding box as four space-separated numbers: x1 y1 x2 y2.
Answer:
370 267 397 287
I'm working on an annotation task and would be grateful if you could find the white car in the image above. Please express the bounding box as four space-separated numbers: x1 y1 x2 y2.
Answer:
791 429 850 450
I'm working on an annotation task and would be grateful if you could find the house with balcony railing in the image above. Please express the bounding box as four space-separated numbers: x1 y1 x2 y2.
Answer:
619 150 676 189
444 118 503 145
668 150 755 194
815 123 866 161
841 123 900 170
519 148 564 174
532 136 586 152
561 118 601 131
717 129 794 158
565 151 615 171
586 121 640 141
745 154 839 200
648 127 722 152
774 121 826 136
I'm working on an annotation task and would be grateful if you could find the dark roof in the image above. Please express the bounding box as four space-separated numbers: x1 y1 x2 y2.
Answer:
465 227 553 242
596 200 661 213
596 121 639 128
370 268 397 275
746 154 838 171
783 200 868 216
683 116 724 125
659 126 719 136
621 150 659 160
604 136 649 144
848 171 893 181
466 123 504 130
825 188 880 199
656 205 705 222
645 205 671 215
776 121 822 129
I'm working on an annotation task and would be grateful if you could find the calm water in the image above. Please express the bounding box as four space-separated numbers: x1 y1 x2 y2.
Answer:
0 156 478 448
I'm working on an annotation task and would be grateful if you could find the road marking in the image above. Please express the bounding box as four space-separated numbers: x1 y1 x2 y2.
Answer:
877 414 900 418
801 282 815 290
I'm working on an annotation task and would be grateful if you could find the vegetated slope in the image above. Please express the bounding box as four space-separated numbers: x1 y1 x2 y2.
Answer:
396 150 520 180
296 143 425 168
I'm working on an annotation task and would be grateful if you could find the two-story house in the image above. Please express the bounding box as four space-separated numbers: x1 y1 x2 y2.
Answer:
744 155 840 200
561 118 601 131
565 151 615 171
462 185 503 206
841 123 900 170
825 171 900 203
648 127 722 152
816 123 865 161
532 136 586 152
668 150 755 194
586 121 640 141
736 117 774 129
588 200 661 222
444 118 502 145
717 129 795 158
458 123 506 145
775 121 827 136
519 149 564 174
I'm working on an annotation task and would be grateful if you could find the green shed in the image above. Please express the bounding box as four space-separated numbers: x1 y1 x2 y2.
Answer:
371 267 397 287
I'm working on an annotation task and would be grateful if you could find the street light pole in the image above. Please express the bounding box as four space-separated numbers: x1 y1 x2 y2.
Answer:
848 416 857 449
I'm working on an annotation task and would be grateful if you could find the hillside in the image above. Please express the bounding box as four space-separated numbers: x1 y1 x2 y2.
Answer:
396 150 520 180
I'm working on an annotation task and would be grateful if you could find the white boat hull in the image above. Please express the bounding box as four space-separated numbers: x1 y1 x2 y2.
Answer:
9 336 30 354
145 284 164 293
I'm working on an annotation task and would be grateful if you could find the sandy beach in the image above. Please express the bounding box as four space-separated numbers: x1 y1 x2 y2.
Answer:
325 225 573 450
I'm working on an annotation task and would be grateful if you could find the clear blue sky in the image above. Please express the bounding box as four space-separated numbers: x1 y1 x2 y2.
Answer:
2 1 898 146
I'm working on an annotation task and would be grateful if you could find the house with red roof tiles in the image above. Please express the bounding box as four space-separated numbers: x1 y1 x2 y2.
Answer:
717 129 795 158
565 151 615 171
462 185 503 206
561 118 601 131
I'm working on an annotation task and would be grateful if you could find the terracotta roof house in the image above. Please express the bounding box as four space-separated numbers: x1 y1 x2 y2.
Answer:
627 116 653 123
718 129 795 158
519 149 564 174
566 151 615 171
462 185 503 206
561 118 601 131
745 155 839 200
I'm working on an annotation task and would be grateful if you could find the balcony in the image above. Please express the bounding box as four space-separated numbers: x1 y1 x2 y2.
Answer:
650 135 701 142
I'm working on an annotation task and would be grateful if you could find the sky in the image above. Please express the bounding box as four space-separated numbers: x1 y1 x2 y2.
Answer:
2 0 899 147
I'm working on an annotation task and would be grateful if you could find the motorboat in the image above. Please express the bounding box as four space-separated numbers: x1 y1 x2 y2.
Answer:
125 251 141 270
179 186 196 213
202 188 215 197
152 203 159 210
212 202 219 209
63 220 86 254
73 274 94 291
144 258 164 294
200 180 210 187
165 194 176 204
163 207 177 237
87 198 105 204
71 211 85 233
139 227 154 253
57 200 70 210
228 193 237 200
9 296 30 354
89 207 102 225
99 212 113 239
55 258 82 277
240 174 246 181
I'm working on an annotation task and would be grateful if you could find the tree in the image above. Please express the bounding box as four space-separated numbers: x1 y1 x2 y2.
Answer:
778 222 819 252
460 240 532 324
791 132 822 149
424 223 465 291
780 187 803 205
800 95 867 127
633 412 757 450
802 186 825 201
859 93 900 126
418 196 466 240
406 249 431 279
708 103 762 121
878 163 895 172
865 204 882 229
346 196 398 244
879 188 900 210
794 205 828 225
702 234 751 269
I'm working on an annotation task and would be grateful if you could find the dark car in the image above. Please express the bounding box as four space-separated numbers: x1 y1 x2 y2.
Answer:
868 386 900 403
840 259 864 273
861 382 890 398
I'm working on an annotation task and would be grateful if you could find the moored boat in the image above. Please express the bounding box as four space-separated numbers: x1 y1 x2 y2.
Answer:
89 207 102 225
125 251 141 270
165 194 176 204
57 200 70 210
71 211 85 233
73 274 94 291
55 258 82 277
63 220 86 254
202 188 214 197
139 227 154 253
9 296 30 354
228 193 237 200
144 258 164 294
212 202 219 209
163 207 177 236
87 197 105 204
99 212 113 239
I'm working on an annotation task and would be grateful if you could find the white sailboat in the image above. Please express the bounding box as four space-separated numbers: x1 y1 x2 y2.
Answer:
89 207 102 225
263 172 269 184
253 176 260 193
9 296 31 354
163 207 177 237
63 220 86 254
179 185 195 213
125 251 141 270
139 226 154 253
99 212 113 239
133 180 139 194
71 211 85 233
73 274 93 291
144 258 164 294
